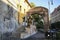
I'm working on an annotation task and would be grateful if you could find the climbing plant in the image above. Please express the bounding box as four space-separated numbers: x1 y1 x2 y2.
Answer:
31 14 44 30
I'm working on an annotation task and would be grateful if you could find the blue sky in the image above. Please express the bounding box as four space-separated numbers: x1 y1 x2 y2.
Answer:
28 0 60 14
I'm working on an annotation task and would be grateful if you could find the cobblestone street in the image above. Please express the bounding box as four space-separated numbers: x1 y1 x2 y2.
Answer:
0 32 45 40
0 31 57 40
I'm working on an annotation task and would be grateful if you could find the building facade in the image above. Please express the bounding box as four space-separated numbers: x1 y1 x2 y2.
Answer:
0 0 31 37
18 0 31 23
51 5 60 23
0 0 31 24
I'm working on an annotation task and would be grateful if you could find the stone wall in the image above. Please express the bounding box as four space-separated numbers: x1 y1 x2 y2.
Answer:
0 0 19 34
0 1 8 21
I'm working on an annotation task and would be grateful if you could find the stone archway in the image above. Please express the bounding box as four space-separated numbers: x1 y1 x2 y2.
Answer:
27 6 49 32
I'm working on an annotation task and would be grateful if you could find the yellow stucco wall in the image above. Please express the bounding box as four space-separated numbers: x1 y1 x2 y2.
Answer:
18 0 31 23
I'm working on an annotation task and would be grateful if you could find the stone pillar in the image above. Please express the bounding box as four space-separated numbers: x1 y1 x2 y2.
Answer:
43 11 49 32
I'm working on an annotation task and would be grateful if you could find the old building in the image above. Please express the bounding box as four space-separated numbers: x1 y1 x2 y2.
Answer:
0 0 31 38
18 0 32 23
51 5 60 23
0 0 31 24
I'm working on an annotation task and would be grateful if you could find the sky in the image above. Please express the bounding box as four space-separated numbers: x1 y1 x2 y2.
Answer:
28 0 60 14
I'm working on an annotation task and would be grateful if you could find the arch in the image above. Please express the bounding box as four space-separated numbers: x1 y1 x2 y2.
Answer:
27 6 49 32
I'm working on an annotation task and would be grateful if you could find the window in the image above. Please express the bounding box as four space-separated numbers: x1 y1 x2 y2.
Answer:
8 5 13 17
20 6 21 11
24 9 25 13
7 5 13 19
57 8 60 11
